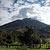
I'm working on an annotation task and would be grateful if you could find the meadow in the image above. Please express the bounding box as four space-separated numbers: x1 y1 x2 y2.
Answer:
0 47 50 50
0 38 50 50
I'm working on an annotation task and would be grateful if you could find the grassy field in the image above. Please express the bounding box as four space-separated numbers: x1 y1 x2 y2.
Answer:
0 48 16 50
0 38 50 50
0 48 50 50
0 46 50 50
25 47 50 50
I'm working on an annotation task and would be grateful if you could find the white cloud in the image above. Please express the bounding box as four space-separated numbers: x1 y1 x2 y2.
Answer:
0 9 12 25
0 0 50 26
39 6 50 24
26 4 50 25
0 0 13 8
27 0 36 2
17 0 24 4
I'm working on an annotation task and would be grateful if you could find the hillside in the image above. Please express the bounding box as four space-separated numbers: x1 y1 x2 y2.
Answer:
0 18 48 29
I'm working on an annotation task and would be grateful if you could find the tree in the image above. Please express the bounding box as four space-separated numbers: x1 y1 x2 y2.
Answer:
18 26 40 48
4 34 13 48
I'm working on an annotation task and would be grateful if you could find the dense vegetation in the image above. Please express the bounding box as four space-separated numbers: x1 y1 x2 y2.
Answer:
0 26 50 49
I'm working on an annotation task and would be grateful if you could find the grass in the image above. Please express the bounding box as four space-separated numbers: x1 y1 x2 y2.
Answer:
30 49 50 50
0 38 50 50
28 48 50 50
0 48 50 50
0 48 16 50
0 45 50 50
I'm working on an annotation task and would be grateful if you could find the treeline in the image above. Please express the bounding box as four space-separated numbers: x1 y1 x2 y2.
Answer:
0 26 50 48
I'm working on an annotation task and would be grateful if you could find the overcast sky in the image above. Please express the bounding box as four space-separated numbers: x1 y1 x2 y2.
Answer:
0 0 50 26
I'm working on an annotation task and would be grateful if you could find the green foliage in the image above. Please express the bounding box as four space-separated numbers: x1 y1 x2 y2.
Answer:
12 41 21 45
6 34 13 44
42 38 47 44
0 26 50 49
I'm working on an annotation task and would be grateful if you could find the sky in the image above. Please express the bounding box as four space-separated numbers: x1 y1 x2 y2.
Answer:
0 0 50 26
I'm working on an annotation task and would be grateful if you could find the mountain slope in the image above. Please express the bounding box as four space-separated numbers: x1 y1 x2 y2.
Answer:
40 25 50 34
0 18 48 29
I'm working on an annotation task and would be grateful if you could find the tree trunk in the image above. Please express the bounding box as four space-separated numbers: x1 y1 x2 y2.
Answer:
39 43 41 48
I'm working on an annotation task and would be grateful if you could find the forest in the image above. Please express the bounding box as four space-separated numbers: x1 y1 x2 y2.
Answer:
0 26 50 50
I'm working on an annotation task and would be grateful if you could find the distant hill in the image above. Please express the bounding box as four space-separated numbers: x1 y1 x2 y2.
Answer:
40 25 50 34
0 18 48 29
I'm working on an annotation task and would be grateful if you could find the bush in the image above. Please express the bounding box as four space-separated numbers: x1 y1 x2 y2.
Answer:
42 38 47 44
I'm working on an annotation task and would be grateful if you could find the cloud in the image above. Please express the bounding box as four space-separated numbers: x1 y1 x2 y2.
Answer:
27 0 36 2
26 4 50 24
0 0 13 8
0 0 50 26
